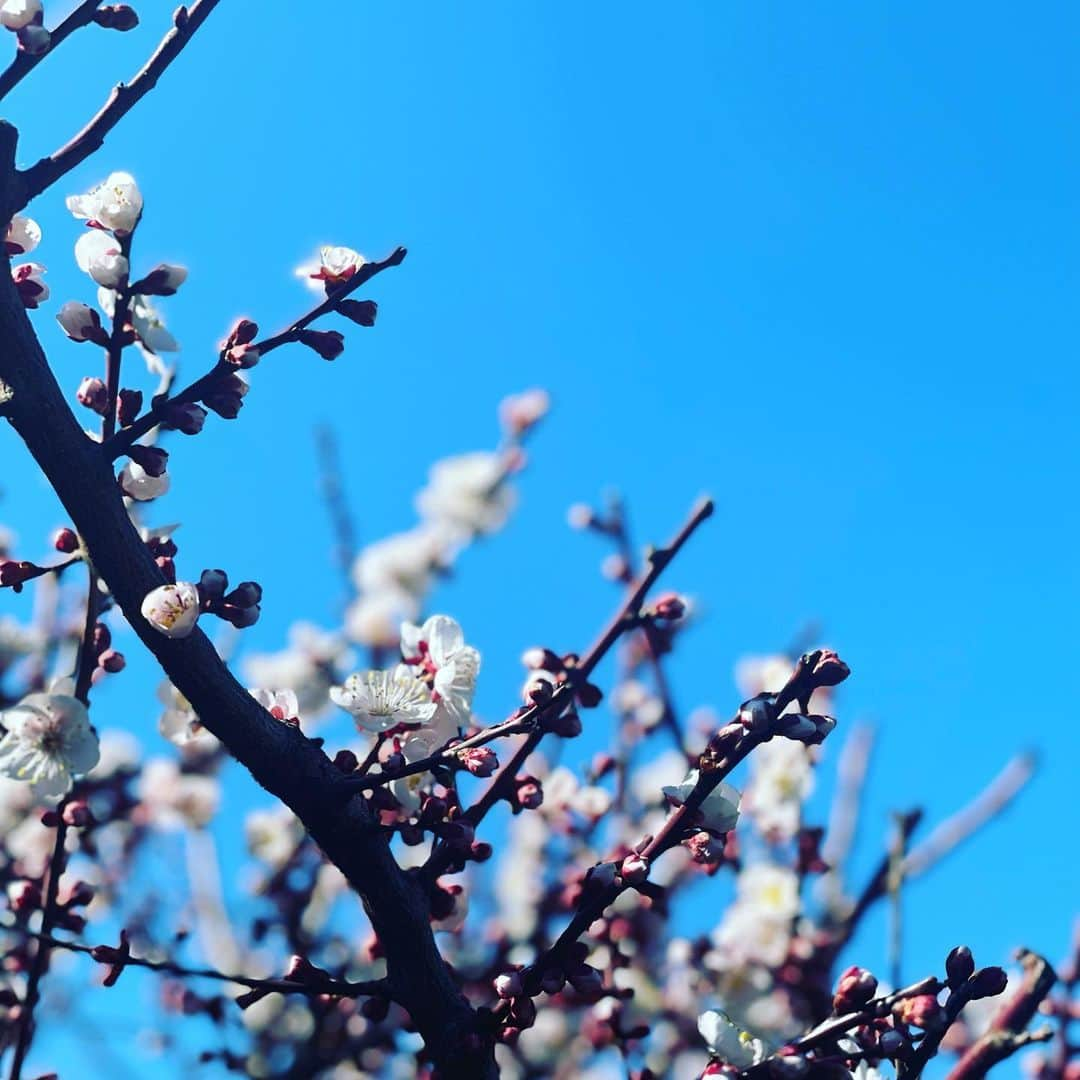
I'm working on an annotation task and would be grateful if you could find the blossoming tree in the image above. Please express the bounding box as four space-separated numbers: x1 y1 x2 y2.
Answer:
0 4 1076 1080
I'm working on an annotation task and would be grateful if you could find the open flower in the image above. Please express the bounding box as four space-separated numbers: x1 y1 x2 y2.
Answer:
75 229 128 287
330 666 437 733
141 582 201 638
0 691 100 799
662 769 741 834
5 215 40 255
415 452 515 538
66 172 143 235
296 245 365 290
400 614 480 728
698 1009 767 1068
157 680 216 750
250 688 300 724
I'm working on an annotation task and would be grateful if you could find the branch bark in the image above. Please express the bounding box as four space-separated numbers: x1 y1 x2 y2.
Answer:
0 123 493 1079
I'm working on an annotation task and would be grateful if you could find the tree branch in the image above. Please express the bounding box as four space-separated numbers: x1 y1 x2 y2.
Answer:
0 124 491 1079
12 1 222 211
0 1 104 103
103 246 408 455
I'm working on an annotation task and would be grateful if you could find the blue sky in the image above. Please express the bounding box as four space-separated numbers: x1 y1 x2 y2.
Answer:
2 1 1077 1075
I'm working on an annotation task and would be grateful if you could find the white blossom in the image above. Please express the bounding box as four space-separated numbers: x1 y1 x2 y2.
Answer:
400 614 480 728
56 300 102 342
352 526 451 599
243 622 347 716
0 691 100 799
329 665 437 733
141 581 201 638
415 451 515 537
75 229 128 287
157 681 216 751
138 758 219 828
662 769 741 833
66 172 143 235
747 738 814 838
0 0 40 30
119 459 169 501
344 588 418 648
5 214 40 255
736 863 801 920
249 687 300 722
245 804 304 869
296 244 366 290
697 1009 767 1068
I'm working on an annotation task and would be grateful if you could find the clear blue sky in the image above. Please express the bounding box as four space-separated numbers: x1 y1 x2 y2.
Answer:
2 2 1077 1076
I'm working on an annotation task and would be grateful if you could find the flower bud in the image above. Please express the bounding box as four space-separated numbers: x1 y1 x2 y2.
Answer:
163 401 207 435
198 568 228 601
894 993 945 1030
98 649 125 673
119 460 169 501
619 854 649 885
77 376 108 415
92 4 139 30
16 23 49 55
141 581 201 638
131 263 187 296
57 301 106 344
494 971 523 999
126 444 169 478
333 749 358 773
967 966 1009 1000
298 328 345 360
946 945 976 988
805 648 851 688
337 298 378 326
460 746 498 777
117 388 143 426
515 777 543 810
567 964 604 996
833 965 878 1013
224 343 260 368
52 527 79 553
649 592 687 621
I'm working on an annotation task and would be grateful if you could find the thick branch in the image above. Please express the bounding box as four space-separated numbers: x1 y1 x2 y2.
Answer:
0 125 490 1079
12 1 222 211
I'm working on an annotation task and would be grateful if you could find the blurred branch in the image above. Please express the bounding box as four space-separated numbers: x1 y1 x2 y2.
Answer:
903 752 1037 879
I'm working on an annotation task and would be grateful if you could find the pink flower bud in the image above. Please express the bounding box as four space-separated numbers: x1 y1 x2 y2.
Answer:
833 965 878 1013
894 993 946 1030
77 376 108 415
515 777 543 810
56 301 106 343
52 527 79 553
130 263 187 296
649 591 687 621
460 746 498 777
619 854 649 885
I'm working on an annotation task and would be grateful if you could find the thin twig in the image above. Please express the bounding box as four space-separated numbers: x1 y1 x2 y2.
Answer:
13 1 223 210
23 932 387 1001
104 247 408 456
8 811 69 1080
0 1 104 103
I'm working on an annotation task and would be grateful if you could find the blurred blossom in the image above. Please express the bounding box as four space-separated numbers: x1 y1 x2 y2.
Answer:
415 451 515 538
138 758 220 828
0 690 100 799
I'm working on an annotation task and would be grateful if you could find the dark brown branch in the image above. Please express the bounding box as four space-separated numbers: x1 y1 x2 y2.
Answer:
12 1 222 211
0 124 491 1079
946 950 1058 1080
26 932 387 1002
104 247 408 456
8 810 69 1080
0 1 104 103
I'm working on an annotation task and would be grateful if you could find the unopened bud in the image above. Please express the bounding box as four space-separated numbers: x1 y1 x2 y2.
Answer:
460 746 498 777
93 5 139 30
77 376 108 415
52 528 79 553
946 945 976 988
967 966 1009 1000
